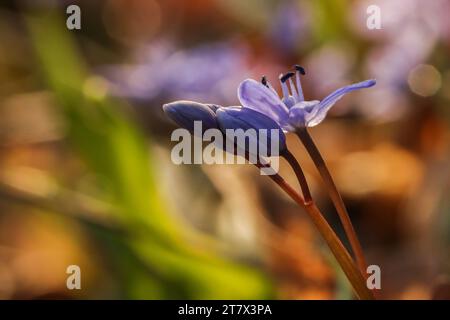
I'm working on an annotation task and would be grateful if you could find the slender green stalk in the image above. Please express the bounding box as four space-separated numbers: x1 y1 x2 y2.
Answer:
296 127 368 275
263 170 374 300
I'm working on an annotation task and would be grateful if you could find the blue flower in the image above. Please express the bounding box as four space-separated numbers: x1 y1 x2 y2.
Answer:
216 107 287 157
162 100 218 134
162 100 286 159
238 66 376 130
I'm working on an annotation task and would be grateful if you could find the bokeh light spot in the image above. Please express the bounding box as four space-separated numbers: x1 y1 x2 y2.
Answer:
408 64 441 97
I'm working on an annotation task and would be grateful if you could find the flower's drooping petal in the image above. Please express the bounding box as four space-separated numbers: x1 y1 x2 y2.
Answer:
288 100 320 128
307 79 376 127
238 79 290 128
216 107 286 157
163 100 218 134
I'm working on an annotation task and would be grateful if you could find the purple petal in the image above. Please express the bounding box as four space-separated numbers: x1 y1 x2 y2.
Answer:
216 107 286 157
162 100 218 134
308 79 376 127
288 100 320 128
238 79 290 128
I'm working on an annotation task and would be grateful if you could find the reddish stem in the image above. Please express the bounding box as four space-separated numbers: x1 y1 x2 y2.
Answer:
256 164 374 300
282 150 313 204
296 127 368 276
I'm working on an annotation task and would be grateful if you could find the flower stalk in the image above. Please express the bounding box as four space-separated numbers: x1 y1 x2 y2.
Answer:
296 127 368 275
163 68 378 299
281 150 312 204
259 165 374 300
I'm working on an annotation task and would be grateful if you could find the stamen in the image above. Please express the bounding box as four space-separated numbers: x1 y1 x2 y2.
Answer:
289 78 299 101
294 65 305 101
261 75 268 88
279 72 295 83
279 73 292 100
260 75 279 96
294 64 306 75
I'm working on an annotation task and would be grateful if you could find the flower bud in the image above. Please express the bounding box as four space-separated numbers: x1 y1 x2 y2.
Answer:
162 100 218 134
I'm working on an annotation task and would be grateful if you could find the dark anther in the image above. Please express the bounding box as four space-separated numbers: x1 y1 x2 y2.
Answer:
294 65 306 75
261 75 268 87
279 72 295 83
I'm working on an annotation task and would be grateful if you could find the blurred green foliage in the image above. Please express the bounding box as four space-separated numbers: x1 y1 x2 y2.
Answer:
25 9 273 299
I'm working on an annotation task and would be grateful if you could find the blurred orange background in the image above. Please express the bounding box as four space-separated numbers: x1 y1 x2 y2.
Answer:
0 0 449 299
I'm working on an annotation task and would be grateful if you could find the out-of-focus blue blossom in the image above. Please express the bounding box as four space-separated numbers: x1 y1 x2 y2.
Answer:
105 40 252 105
216 107 287 157
238 67 376 130
163 100 218 135
352 0 450 43
267 1 310 54
305 43 356 96
349 0 450 121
